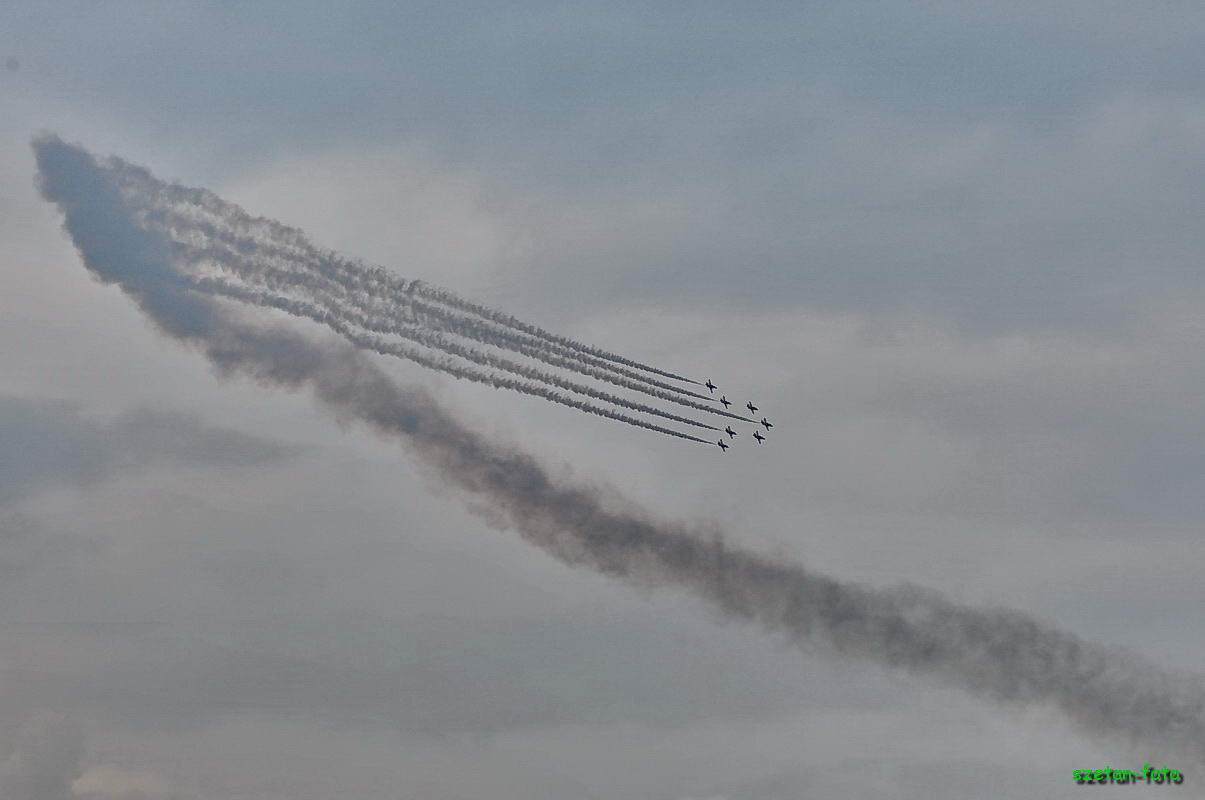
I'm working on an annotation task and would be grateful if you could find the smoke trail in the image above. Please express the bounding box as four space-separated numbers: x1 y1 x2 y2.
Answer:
107 164 702 389
35 135 1205 770
165 234 752 425
405 280 701 385
185 273 718 432
125 199 738 413
138 204 717 405
328 326 712 444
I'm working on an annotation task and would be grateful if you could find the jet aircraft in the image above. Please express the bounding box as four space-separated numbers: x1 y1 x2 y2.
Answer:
716 439 729 451
753 430 765 443
760 417 773 430
719 395 732 408
705 379 716 393
724 426 738 439
746 401 759 413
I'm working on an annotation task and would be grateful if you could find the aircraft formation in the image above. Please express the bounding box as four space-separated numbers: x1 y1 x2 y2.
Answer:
704 378 773 452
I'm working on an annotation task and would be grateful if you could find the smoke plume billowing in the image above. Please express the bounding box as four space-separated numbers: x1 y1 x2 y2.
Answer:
32 135 1205 770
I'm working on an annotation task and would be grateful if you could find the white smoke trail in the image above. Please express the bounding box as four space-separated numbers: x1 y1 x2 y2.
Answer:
35 135 1205 772
107 163 706 393
185 273 718 433
164 234 753 426
405 279 701 385
139 205 721 406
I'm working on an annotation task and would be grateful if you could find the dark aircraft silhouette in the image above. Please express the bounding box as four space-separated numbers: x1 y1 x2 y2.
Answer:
716 439 729 451
724 426 738 439
705 379 716 393
760 417 773 430
746 401 759 413
753 430 765 443
719 395 732 408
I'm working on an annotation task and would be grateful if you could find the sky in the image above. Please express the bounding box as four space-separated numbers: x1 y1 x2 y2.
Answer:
2 2 1204 798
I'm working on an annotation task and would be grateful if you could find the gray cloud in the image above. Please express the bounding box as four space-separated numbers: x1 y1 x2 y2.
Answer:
0 395 296 507
0 712 82 800
8 3 1205 328
5 5 1205 796
33 134 1205 774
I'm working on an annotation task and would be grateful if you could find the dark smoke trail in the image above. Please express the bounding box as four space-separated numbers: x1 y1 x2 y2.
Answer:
185 273 718 433
35 135 1205 770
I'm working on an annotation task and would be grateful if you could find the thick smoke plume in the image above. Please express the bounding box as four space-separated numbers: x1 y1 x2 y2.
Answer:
33 135 1205 770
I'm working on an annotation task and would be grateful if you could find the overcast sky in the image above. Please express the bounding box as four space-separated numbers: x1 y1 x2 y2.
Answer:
2 3 1204 798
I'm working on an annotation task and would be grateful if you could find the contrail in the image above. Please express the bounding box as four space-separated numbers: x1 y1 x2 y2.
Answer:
35 135 1205 770
184 273 719 433
107 163 702 389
